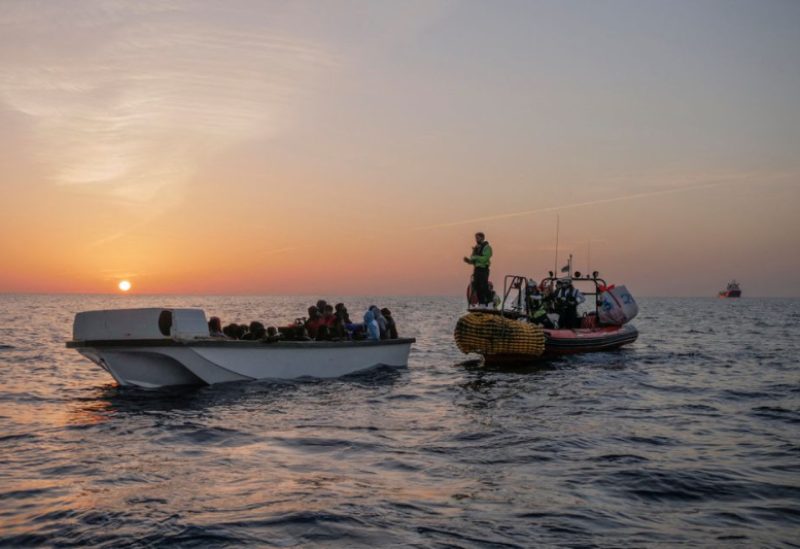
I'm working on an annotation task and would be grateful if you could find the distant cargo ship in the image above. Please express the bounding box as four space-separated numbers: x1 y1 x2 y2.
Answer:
719 280 742 298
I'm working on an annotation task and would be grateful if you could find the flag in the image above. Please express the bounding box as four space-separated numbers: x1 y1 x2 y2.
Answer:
560 263 569 273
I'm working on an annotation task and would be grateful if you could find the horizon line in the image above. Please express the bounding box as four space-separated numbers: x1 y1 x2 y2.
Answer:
0 291 797 299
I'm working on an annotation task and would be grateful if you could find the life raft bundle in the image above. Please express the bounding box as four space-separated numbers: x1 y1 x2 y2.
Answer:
454 312 545 357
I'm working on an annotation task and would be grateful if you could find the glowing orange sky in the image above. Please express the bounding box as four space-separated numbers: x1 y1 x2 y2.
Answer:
1 1 799 296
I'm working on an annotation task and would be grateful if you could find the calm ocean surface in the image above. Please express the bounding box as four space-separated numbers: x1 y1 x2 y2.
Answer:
0 294 798 547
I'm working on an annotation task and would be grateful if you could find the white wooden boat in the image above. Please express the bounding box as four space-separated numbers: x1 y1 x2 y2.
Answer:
66 308 415 388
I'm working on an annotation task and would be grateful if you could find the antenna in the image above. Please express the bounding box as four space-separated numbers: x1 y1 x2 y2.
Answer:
553 214 559 277
587 239 591 274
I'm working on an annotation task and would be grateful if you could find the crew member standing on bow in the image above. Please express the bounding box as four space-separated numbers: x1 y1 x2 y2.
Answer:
463 232 493 307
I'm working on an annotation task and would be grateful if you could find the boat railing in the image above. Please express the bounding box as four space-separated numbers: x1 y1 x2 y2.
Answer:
500 275 529 320
502 272 609 319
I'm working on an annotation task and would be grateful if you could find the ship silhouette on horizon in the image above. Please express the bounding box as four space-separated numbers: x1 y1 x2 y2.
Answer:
719 280 742 298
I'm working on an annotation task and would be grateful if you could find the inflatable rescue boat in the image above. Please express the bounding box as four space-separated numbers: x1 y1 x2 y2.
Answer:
456 272 638 364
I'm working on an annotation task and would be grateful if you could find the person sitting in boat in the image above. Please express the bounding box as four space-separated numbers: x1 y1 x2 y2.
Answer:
222 323 236 338
525 279 540 306
223 323 248 339
333 303 355 339
335 303 351 324
363 309 381 340
554 279 585 329
265 326 283 342
329 311 347 339
208 316 225 338
381 308 399 339
322 304 336 326
529 293 556 328
369 306 389 339
310 300 334 339
538 285 562 327
523 281 550 327
315 304 336 340
242 321 267 340
305 306 325 339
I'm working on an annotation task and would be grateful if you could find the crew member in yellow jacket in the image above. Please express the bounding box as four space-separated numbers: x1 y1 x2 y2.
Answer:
463 232 493 307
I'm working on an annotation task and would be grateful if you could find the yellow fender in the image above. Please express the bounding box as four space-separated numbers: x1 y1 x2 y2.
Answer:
454 312 545 357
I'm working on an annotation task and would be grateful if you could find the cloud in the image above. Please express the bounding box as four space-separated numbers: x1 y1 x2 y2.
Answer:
0 1 337 206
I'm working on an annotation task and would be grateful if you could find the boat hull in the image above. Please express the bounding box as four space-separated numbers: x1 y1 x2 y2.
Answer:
482 324 637 364
718 290 741 298
68 339 415 388
543 324 638 356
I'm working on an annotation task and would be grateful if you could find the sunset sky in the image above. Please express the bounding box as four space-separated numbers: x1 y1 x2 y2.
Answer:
1 0 798 296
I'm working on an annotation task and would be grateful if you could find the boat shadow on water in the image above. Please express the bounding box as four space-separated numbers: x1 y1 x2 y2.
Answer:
456 347 635 375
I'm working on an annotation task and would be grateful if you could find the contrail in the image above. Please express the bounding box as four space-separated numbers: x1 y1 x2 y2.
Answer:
249 173 794 256
254 246 299 256
411 175 787 231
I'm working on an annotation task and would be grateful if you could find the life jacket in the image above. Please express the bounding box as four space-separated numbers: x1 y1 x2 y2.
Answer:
531 303 547 320
471 240 492 269
472 241 489 258
556 286 578 301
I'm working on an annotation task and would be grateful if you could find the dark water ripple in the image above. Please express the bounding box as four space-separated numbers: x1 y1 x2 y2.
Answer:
0 295 799 547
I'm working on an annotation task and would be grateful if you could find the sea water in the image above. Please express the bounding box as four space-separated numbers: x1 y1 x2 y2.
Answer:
0 295 798 547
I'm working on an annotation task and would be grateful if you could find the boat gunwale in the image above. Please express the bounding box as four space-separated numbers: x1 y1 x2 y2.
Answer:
66 337 416 350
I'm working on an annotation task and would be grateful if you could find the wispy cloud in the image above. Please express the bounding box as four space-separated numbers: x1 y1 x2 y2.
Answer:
0 1 336 208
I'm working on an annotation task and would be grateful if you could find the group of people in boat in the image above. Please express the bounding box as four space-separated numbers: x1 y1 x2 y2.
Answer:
303 300 398 341
464 231 587 329
206 299 399 342
208 318 282 341
518 278 586 329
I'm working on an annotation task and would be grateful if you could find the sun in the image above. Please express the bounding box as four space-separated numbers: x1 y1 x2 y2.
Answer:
118 280 132 292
